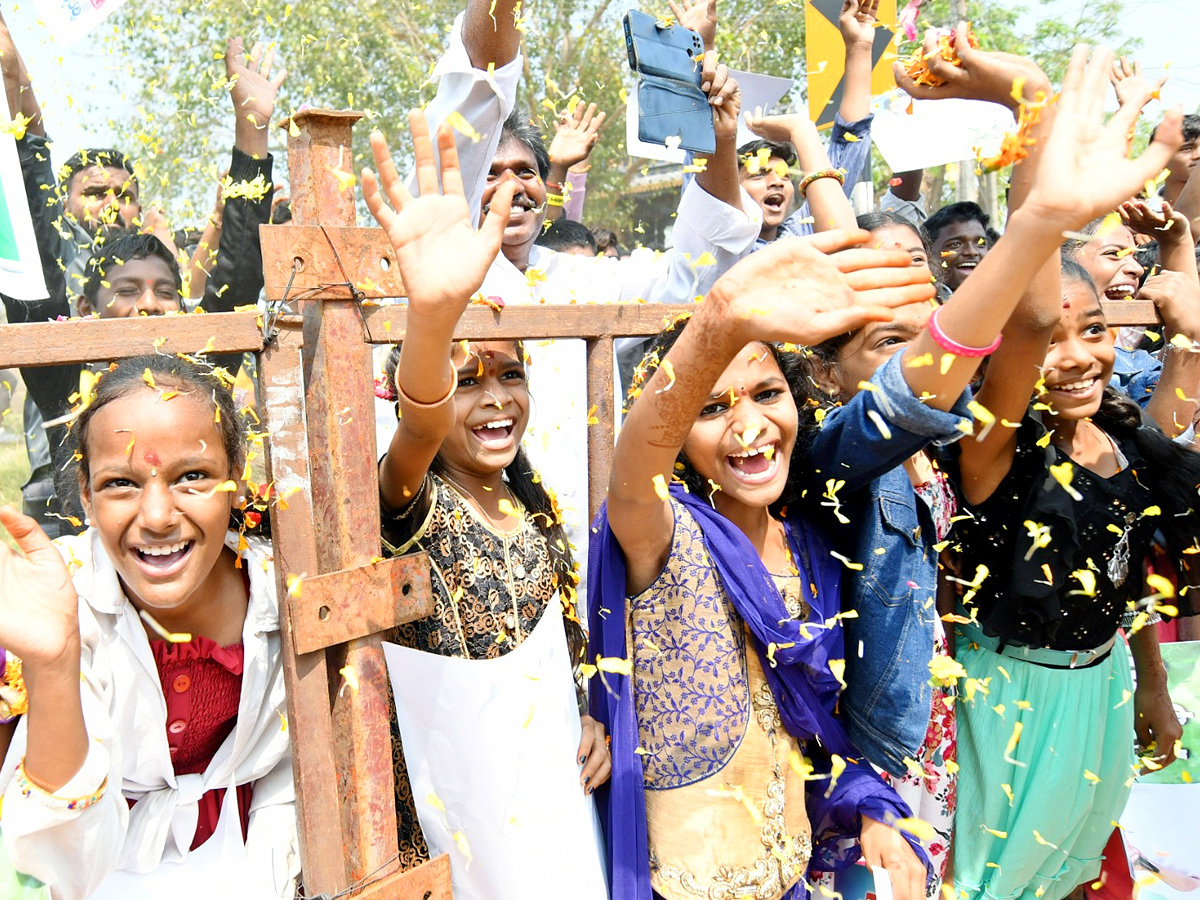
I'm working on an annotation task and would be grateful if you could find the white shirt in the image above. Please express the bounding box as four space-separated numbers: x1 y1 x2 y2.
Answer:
403 17 763 602
1 532 298 900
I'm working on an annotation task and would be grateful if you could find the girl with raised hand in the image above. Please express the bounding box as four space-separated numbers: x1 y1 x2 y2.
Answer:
0 356 297 899
361 114 610 877
589 227 937 900
930 46 1189 900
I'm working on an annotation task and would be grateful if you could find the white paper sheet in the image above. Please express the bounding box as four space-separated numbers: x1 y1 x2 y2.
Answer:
0 132 48 301
870 88 1015 173
625 69 794 163
383 602 608 900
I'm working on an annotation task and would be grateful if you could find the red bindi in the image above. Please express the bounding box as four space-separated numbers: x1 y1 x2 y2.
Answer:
144 450 160 466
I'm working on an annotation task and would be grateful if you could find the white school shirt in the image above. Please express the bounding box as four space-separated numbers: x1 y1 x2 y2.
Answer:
0 531 298 900
410 17 763 604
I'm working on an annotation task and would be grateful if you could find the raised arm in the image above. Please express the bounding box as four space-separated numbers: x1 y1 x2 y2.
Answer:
609 230 934 591
693 59 744 211
1121 199 1200 436
463 0 521 70
746 111 857 232
364 113 515 508
545 101 606 222
950 47 1183 503
837 0 878 124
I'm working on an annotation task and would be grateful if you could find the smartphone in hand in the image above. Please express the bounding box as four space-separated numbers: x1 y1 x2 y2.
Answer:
624 10 716 154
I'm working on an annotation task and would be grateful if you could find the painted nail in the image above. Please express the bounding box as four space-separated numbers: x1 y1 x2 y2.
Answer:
587 786 595 794
584 776 591 785
579 755 587 764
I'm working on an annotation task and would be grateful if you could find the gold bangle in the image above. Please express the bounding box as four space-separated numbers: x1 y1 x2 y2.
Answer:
16 760 109 812
798 167 846 198
395 363 458 409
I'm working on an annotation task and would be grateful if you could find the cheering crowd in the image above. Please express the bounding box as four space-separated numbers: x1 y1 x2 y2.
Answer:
0 0 1199 898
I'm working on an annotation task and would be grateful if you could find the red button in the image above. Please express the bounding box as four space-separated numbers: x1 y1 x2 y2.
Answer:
168 719 187 734
172 674 191 693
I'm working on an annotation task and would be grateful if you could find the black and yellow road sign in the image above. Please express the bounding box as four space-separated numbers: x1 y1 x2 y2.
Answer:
805 0 898 129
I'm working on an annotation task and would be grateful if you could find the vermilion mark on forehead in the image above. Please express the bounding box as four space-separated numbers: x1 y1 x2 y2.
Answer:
144 450 160 466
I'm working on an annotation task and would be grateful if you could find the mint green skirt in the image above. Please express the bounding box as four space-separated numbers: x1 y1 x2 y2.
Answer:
953 637 1135 900
0 831 49 900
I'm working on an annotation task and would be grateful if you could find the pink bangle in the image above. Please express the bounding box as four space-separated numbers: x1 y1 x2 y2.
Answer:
928 306 1002 358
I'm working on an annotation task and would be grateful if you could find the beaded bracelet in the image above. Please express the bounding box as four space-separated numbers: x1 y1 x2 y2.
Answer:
16 760 109 812
395 362 458 409
798 167 846 199
928 306 1003 358
546 193 565 208
0 649 27 724
544 180 564 193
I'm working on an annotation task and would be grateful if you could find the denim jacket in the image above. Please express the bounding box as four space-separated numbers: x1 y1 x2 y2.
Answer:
1111 346 1160 409
799 351 972 776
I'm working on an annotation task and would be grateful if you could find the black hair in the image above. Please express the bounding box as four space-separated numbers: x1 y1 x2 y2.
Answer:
59 148 137 193
74 355 245 484
1060 257 1098 293
500 109 551 182
382 344 585 664
536 219 598 255
592 227 622 257
1060 216 1109 262
856 210 931 256
82 231 182 308
924 201 990 243
1151 112 1200 144
626 314 809 508
737 138 798 172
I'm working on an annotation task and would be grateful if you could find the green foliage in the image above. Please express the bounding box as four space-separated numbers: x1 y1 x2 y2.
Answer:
93 0 1135 234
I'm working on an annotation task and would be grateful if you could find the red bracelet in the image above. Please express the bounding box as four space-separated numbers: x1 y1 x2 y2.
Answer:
928 306 1002 357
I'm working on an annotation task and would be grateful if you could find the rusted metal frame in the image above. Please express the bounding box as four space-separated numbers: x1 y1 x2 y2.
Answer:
261 226 405 302
349 856 453 900
1099 300 1159 327
362 302 696 343
256 321 346 894
291 539 434 656
286 109 407 891
0 311 262 367
585 337 617 524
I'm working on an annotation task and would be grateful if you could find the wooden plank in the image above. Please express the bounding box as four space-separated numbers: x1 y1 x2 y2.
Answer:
291 552 435 655
261 225 406 301
0 311 262 368
1100 299 1159 327
363 303 695 344
289 109 403 885
350 855 454 900
257 323 346 893
585 337 616 525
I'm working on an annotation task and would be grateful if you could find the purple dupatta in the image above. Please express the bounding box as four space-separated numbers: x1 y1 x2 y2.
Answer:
588 486 926 900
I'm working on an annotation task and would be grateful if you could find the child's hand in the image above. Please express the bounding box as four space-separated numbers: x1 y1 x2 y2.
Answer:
362 111 517 325
226 37 286 158
1110 57 1166 110
860 815 927 900
1022 45 1183 235
577 714 611 793
548 101 606 173
1138 270 1200 340
708 229 936 347
1120 198 1189 244
894 22 1048 111
0 507 79 670
668 0 717 53
744 109 813 147
838 0 879 50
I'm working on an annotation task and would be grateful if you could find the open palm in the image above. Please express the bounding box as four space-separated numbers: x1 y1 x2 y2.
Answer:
1026 46 1181 231
712 230 936 347
0 508 79 668
362 112 515 323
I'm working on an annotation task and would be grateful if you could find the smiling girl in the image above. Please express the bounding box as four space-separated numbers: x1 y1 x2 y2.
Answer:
362 113 609 873
0 356 297 899
934 47 1194 900
589 227 937 900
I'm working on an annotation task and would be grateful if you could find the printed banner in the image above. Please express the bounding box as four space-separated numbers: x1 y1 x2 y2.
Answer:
33 0 131 46
805 0 898 129
0 131 47 301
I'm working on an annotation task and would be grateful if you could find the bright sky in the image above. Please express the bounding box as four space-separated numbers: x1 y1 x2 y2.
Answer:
7 0 1197 197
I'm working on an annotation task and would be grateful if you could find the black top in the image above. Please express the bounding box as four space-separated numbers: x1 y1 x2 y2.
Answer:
946 414 1158 650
